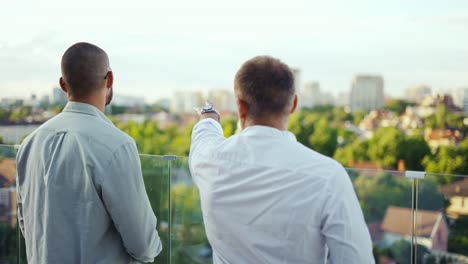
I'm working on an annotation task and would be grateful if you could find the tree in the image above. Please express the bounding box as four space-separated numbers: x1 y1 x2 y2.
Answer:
389 239 430 264
308 117 338 157
435 105 447 129
397 136 430 171
331 107 351 123
221 116 238 137
423 146 468 183
417 176 446 211
110 105 129 115
0 223 18 262
384 99 413 115
353 172 412 221
352 110 366 125
0 108 10 123
288 111 315 148
448 216 468 256
334 140 370 167
368 127 404 168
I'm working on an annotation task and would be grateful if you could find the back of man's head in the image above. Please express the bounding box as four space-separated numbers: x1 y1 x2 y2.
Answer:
234 56 295 120
61 42 109 99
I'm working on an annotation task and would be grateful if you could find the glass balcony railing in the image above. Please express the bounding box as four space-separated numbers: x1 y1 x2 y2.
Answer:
415 173 468 264
0 145 20 264
1 144 467 264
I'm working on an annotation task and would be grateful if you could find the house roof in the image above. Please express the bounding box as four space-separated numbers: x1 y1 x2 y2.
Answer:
367 221 384 241
424 128 462 142
0 158 16 188
381 206 442 238
439 178 468 197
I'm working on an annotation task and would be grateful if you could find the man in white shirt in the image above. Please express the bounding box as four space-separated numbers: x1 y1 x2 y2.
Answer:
189 56 374 263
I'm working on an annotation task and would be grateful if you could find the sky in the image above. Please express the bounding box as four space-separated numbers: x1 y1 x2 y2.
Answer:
1 0 468 102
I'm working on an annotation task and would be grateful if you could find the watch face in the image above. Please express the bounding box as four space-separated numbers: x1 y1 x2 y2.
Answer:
202 105 214 112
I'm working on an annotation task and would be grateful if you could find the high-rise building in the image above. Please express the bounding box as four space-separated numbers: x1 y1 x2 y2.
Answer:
170 91 204 113
112 94 145 107
405 85 432 104
207 89 236 112
25 94 39 107
452 87 468 111
40 95 50 106
291 68 301 94
300 81 320 108
350 75 384 112
464 88 468 114
52 87 67 105
336 92 350 107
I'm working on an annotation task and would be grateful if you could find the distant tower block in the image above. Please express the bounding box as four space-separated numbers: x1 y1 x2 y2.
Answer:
350 75 384 112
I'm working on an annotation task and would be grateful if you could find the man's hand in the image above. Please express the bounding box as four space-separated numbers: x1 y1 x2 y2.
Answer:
201 111 220 122
198 101 221 122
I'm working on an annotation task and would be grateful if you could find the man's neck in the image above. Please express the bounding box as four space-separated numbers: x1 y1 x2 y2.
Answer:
68 96 105 113
243 117 288 131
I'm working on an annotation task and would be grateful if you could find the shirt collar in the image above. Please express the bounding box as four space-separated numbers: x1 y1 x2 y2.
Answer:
62 102 113 125
241 125 297 142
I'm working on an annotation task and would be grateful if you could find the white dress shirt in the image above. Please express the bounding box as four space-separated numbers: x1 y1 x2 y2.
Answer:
16 102 162 264
189 118 374 264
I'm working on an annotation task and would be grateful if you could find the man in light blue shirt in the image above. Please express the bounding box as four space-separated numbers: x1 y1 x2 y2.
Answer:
16 42 162 264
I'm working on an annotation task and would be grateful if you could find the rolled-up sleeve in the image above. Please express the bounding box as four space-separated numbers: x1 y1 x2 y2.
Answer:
320 164 375 264
101 142 162 263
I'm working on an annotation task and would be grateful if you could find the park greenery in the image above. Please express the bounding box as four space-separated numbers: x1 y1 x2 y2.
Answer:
112 103 468 179
1 100 468 262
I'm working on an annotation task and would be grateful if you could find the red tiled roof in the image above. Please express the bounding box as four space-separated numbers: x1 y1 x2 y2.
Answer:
381 206 441 237
439 178 468 197
425 129 462 142
0 158 16 187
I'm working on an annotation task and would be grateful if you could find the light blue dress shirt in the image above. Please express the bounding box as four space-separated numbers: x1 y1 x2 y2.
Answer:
16 102 162 264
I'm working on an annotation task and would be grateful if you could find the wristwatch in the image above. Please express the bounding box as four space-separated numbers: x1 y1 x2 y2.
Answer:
201 105 216 114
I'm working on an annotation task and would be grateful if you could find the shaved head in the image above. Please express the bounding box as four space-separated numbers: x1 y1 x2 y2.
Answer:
61 42 110 99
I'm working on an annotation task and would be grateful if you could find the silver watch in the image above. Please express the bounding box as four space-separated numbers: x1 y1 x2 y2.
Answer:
201 105 216 114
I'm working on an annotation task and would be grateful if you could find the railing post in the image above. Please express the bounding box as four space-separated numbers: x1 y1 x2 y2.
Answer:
164 155 177 264
17 220 20 264
405 171 425 264
15 144 20 264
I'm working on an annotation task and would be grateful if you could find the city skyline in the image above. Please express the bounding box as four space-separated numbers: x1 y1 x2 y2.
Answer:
2 1 468 101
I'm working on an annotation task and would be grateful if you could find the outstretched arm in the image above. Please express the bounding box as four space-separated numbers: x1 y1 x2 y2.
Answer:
189 109 225 186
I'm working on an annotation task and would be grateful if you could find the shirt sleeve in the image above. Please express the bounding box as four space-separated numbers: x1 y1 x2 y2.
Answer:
16 179 25 235
101 142 162 263
320 164 375 264
189 118 225 183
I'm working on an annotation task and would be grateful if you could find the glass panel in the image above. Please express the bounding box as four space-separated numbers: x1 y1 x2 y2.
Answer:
347 168 414 264
170 157 211 264
415 173 468 264
0 144 21 263
12 151 170 264
140 154 170 264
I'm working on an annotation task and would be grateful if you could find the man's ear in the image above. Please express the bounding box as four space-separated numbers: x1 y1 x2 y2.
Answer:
237 97 248 119
59 77 68 93
290 94 298 114
106 71 114 89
